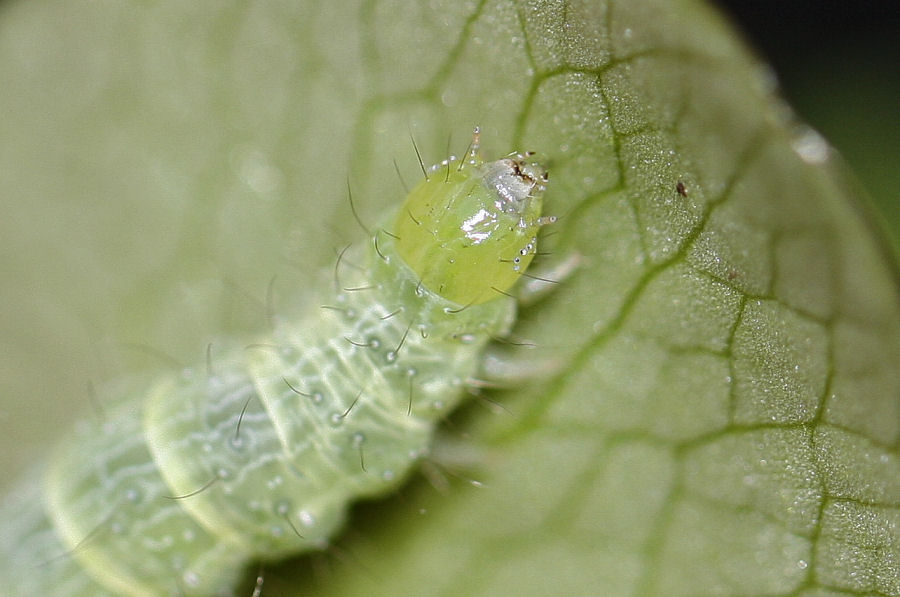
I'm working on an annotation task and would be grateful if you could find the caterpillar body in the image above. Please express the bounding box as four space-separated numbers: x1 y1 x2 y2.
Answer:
0 130 551 596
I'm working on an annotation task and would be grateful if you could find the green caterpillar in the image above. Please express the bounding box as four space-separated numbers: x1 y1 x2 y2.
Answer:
0 130 552 596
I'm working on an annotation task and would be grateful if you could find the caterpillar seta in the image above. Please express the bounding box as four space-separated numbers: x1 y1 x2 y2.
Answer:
0 128 553 596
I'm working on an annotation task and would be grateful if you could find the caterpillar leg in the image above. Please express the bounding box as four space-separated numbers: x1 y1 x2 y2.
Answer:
474 349 566 389
516 250 582 307
471 251 581 387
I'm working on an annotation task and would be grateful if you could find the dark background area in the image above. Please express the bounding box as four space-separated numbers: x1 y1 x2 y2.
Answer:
716 1 900 252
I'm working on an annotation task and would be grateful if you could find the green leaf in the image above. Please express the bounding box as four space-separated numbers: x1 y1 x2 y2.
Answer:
1 1 898 596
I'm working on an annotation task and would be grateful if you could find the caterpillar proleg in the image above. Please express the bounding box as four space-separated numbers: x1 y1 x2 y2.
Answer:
0 129 551 596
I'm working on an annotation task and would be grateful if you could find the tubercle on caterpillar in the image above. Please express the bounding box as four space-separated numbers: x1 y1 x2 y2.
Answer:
0 127 557 597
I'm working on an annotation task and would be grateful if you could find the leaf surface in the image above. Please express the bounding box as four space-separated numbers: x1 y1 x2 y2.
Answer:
0 1 897 595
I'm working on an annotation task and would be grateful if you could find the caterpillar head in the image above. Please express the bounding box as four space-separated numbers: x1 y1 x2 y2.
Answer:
394 130 550 306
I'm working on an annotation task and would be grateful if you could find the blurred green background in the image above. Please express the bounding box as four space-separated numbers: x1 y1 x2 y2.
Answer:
720 1 900 255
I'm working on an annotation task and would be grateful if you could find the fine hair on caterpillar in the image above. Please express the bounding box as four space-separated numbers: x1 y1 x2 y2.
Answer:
0 127 560 597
